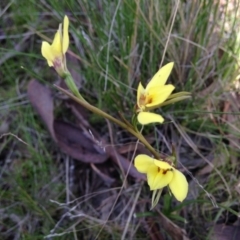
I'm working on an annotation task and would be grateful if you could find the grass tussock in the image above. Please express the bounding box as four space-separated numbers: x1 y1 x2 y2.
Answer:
1 0 240 239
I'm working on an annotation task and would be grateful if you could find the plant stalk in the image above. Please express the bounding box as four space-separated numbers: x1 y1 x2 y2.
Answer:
55 85 160 159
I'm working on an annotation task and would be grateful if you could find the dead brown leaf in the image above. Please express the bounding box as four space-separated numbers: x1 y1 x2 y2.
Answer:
27 79 108 163
27 80 144 180
27 80 56 140
54 120 108 163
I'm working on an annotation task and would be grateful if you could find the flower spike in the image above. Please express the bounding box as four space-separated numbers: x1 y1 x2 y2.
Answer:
41 15 69 76
134 154 188 202
136 62 175 125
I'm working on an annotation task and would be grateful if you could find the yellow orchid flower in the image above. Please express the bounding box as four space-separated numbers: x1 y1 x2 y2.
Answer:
134 154 188 202
41 15 69 75
136 62 175 125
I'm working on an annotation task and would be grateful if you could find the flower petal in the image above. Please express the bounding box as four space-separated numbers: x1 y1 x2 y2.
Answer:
146 62 174 89
169 169 188 202
62 15 69 54
153 159 173 169
134 154 155 173
137 82 145 108
47 60 53 67
147 165 173 190
146 84 175 108
41 41 54 66
51 30 62 55
137 112 164 125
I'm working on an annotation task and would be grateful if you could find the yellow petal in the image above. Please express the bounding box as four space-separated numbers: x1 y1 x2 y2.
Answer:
146 62 174 89
146 84 175 108
147 165 173 190
51 30 62 55
137 82 145 108
134 154 155 173
153 159 173 169
62 15 69 54
47 60 53 67
137 112 164 125
169 169 188 202
41 41 54 65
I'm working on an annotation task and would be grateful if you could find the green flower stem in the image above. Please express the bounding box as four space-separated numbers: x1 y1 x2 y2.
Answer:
151 189 163 209
64 72 85 101
54 84 160 159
